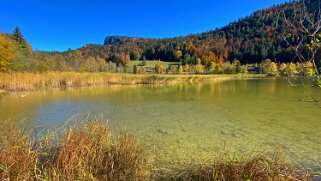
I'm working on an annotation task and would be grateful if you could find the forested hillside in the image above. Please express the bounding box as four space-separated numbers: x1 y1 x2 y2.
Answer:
1 0 320 73
79 0 321 67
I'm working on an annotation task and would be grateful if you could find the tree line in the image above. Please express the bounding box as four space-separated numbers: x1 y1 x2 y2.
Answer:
0 0 320 75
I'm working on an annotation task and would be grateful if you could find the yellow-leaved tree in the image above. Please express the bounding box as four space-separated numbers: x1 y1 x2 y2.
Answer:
0 33 15 72
267 62 278 76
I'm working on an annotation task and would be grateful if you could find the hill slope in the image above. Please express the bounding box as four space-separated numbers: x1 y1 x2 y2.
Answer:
2 0 321 73
78 0 321 69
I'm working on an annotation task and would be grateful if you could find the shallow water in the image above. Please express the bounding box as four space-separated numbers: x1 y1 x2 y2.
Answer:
0 78 320 169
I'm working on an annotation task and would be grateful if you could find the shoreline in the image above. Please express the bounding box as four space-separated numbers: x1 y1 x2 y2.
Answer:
0 72 267 92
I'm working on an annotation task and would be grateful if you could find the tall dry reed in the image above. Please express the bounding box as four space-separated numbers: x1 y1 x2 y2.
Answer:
0 125 39 180
0 122 149 181
153 152 311 181
0 121 312 181
0 72 265 92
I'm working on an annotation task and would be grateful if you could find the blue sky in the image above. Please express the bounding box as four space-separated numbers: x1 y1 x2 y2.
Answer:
0 0 290 52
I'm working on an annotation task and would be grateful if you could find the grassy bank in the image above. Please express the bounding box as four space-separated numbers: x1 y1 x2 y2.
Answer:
0 122 311 181
0 72 266 92
127 60 180 67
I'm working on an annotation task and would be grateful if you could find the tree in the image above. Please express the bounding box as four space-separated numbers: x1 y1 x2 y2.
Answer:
97 58 107 72
214 62 225 74
183 53 191 65
183 64 191 73
279 63 288 76
0 33 15 72
209 62 216 73
12 27 31 52
130 51 141 60
262 59 272 74
266 62 278 75
175 50 182 61
71 50 84 72
225 63 234 74
240 65 248 74
232 59 241 73
115 53 129 67
195 58 204 74
287 63 297 76
12 27 24 45
278 0 321 86
304 61 315 77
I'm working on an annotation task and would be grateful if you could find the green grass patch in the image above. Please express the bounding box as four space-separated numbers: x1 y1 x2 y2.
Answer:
128 60 180 68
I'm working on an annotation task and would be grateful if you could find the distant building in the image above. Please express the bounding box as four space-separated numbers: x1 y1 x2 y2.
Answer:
247 65 259 74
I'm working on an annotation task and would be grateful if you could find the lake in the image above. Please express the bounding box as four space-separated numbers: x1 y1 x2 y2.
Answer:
0 78 320 169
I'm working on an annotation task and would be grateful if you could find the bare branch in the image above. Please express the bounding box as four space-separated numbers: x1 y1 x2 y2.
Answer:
278 0 321 87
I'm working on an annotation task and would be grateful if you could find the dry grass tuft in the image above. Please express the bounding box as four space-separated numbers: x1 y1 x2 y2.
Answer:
51 123 111 180
0 121 313 181
0 125 39 180
153 152 311 181
0 122 149 181
104 132 147 180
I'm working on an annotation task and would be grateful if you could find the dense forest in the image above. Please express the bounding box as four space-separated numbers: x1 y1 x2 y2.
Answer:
0 0 320 73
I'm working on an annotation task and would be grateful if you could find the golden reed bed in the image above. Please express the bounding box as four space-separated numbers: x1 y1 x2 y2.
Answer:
0 121 311 181
0 72 266 92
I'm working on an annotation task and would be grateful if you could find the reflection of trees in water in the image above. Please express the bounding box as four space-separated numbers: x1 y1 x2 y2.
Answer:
0 93 41 126
0 87 138 128
175 82 225 97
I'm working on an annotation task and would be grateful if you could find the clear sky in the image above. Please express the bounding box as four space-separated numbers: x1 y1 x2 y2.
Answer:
0 0 290 52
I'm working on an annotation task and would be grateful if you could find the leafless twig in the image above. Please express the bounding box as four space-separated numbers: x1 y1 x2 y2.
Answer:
277 0 321 87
